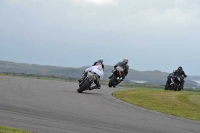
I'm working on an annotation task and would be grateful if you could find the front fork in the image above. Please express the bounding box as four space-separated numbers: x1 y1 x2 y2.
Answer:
79 77 88 87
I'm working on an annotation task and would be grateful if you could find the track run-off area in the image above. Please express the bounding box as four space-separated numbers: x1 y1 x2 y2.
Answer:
0 76 199 133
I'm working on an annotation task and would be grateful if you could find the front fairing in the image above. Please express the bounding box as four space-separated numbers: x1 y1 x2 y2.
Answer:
113 71 120 77
174 77 181 84
87 72 96 82
113 70 124 78
167 78 172 83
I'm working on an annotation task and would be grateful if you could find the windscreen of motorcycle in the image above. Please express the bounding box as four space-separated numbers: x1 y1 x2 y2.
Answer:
116 66 124 72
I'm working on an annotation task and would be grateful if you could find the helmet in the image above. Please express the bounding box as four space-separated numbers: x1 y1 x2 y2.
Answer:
123 58 128 64
98 58 103 64
178 66 182 70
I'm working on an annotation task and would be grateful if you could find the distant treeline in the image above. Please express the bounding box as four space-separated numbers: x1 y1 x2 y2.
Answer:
1 60 199 88
0 72 78 82
0 72 165 88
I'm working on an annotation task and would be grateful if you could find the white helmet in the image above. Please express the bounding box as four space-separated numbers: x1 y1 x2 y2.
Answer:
123 58 128 64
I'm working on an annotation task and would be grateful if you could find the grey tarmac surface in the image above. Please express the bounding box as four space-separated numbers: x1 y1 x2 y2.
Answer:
0 76 199 133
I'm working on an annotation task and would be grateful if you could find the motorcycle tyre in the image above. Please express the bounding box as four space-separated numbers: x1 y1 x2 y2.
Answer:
108 76 116 87
173 83 178 91
178 86 182 91
77 79 90 93
164 84 170 90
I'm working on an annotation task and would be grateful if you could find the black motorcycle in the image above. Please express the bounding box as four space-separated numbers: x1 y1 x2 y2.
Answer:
77 72 100 93
164 74 175 90
108 66 124 88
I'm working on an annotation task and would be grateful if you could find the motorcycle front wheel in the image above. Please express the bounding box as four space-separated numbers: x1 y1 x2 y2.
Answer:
77 79 90 93
164 84 169 90
108 76 116 87
173 83 178 91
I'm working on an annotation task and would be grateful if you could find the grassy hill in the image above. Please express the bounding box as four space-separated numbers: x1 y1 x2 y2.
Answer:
0 60 199 87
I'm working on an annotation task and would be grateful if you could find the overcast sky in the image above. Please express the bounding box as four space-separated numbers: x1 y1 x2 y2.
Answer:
0 0 200 75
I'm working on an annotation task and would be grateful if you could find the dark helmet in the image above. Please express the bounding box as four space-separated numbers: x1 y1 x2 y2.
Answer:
178 66 182 70
98 58 103 64
123 58 128 64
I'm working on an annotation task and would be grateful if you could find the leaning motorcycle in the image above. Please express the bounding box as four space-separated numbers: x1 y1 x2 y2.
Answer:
77 72 100 93
173 76 183 91
108 66 124 88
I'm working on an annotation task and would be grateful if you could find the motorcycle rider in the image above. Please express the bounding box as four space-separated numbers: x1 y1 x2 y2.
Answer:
174 66 187 88
82 64 104 89
78 59 104 83
92 58 104 71
109 58 129 81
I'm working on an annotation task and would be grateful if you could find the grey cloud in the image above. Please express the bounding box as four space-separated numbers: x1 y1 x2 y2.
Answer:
0 0 200 75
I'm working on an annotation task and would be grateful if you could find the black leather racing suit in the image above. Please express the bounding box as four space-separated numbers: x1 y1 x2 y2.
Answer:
174 70 187 87
114 62 129 79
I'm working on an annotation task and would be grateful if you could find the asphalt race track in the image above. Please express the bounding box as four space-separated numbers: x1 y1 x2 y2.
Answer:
0 76 199 133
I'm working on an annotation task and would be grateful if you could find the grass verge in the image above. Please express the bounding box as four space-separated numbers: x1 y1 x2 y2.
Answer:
0 125 34 133
113 88 200 121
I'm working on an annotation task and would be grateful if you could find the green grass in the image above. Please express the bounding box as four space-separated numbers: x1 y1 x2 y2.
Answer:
0 125 34 133
113 88 200 121
0 73 6 76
